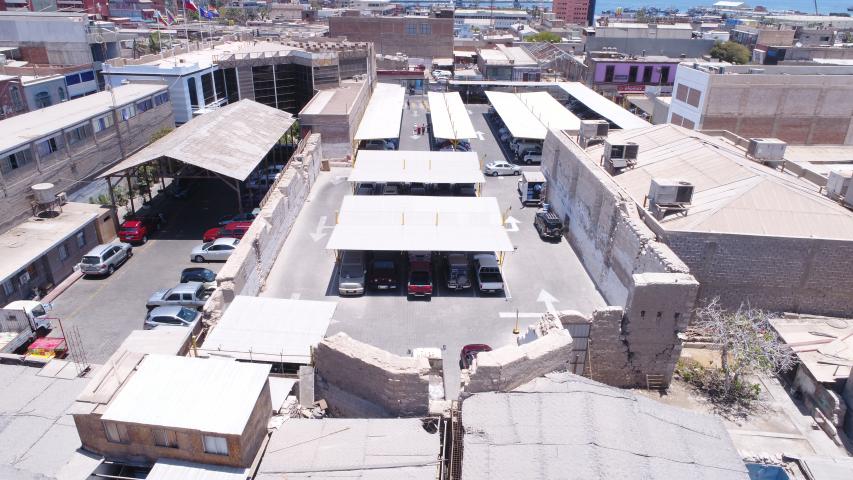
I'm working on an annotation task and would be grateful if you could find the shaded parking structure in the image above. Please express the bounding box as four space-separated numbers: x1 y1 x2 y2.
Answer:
427 91 477 150
353 82 405 150
349 150 485 195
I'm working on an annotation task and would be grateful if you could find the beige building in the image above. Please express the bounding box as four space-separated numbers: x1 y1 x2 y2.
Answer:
329 15 453 59
73 354 272 468
668 62 853 145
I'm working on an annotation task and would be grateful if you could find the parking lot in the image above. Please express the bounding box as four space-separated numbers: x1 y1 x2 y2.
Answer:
48 179 243 363
262 101 605 396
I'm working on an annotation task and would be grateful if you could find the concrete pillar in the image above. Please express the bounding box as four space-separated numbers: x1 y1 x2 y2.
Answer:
298 365 315 408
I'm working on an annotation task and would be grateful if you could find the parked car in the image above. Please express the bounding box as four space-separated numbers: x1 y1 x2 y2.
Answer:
369 254 399 290
118 216 160 244
143 305 201 331
408 183 427 195
484 161 521 177
473 253 504 293
247 173 278 190
407 266 433 297
147 282 211 310
218 208 261 226
432 69 452 79
356 183 375 195
521 147 542 165
79 243 132 276
446 253 472 290
534 211 563 241
454 183 477 196
380 183 400 195
202 221 252 243
338 250 367 296
362 139 395 151
180 267 217 290
511 139 542 155
191 237 240 263
460 344 492 369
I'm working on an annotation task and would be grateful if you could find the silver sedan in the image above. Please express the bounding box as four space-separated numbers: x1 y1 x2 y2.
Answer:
190 237 239 263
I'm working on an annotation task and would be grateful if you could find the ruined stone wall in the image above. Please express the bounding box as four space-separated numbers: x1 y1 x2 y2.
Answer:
665 231 853 317
314 333 430 417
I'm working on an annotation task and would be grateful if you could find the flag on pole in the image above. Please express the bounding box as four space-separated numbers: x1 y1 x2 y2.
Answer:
154 11 168 26
209 7 220 17
166 9 177 24
184 0 199 12
199 5 215 19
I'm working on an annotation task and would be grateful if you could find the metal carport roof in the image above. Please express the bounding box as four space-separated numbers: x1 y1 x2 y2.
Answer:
350 150 485 184
485 91 548 140
99 100 295 182
354 83 405 141
428 91 477 141
326 195 514 252
558 83 651 130
518 91 581 132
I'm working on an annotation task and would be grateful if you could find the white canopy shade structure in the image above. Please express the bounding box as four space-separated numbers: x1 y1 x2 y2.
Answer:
558 83 651 130
350 150 485 185
354 83 405 141
428 91 477 141
326 196 514 252
485 91 547 140
517 91 581 132
199 296 336 364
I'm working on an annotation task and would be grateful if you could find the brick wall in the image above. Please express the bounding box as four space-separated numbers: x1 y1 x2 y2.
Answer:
665 231 853 317
330 16 453 59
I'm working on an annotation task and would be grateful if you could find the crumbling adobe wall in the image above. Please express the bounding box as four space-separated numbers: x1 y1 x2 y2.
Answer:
204 134 323 321
314 333 430 417
464 316 574 393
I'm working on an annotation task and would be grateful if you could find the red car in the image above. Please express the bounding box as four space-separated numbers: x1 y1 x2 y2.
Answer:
460 344 492 369
118 216 160 244
202 221 252 243
407 262 433 297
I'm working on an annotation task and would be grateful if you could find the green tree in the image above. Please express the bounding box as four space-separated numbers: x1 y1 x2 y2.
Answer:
524 31 562 43
220 7 246 24
148 31 162 54
710 41 751 64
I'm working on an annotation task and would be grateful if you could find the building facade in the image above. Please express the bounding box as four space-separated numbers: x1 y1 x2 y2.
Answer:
568 53 682 99
330 15 452 59
668 62 853 144
453 9 529 30
552 0 594 26
0 83 175 235
0 74 28 119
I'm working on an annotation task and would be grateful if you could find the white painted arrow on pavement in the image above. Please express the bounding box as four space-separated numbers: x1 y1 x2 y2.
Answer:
537 289 559 314
504 216 521 232
475 130 485 141
309 215 333 242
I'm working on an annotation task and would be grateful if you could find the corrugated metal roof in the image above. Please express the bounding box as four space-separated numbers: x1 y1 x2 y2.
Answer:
350 150 485 184
558 82 650 130
256 419 439 479
461 373 748 480
428 92 477 140
100 355 270 434
200 296 335 364
100 100 294 182
147 459 248 480
517 91 581 132
485 91 547 140
589 125 853 239
354 83 405 141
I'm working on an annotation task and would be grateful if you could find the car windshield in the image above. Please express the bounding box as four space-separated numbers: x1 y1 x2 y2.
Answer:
374 260 394 270
81 256 100 265
30 305 47 317
119 227 138 233
200 270 215 281
202 242 213 249
176 307 196 322
410 271 430 285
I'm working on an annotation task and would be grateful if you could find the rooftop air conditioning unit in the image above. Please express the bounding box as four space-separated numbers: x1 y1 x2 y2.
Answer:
649 178 694 206
579 119 609 147
826 170 852 200
747 137 787 162
603 140 639 169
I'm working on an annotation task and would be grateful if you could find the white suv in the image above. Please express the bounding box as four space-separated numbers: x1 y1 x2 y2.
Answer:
79 243 132 276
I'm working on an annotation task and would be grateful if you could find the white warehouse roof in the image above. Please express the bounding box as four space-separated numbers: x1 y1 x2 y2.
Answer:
101 355 270 435
428 91 477 140
350 150 485 184
200 296 336 364
326 195 514 252
354 83 405 141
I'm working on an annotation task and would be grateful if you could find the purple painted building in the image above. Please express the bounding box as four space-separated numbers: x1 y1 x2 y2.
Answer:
568 52 692 100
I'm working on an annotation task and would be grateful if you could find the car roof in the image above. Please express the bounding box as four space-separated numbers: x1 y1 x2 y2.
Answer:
169 282 203 293
122 220 142 226
84 243 118 256
149 305 196 316
224 221 252 229
212 237 240 246
181 267 212 275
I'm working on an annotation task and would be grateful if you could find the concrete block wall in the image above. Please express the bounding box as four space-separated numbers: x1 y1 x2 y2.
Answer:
205 135 322 320
464 316 574 393
666 231 853 317
314 333 430 417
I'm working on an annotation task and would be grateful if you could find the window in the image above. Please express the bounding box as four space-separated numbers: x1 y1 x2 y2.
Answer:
58 87 66 102
36 136 63 157
659 66 671 83
203 435 228 455
153 429 178 448
104 422 129 444
420 23 431 35
675 84 702 108
58 243 69 262
67 124 91 145
34 91 52 108
0 148 33 175
75 231 86 248
136 98 154 113
642 66 653 83
676 84 689 102
604 65 615 83
65 73 81 86
2 280 13 296
628 65 638 83
154 91 170 106
167 293 181 301
120 104 136 121
93 113 114 132
10 86 23 111
405 23 417 35
686 88 701 107
80 70 95 82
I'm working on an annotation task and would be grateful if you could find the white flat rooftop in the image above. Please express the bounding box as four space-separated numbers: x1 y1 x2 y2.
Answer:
350 150 485 184
0 202 103 283
148 459 248 480
200 296 336 364
326 195 514 252
486 91 580 140
354 83 405 141
558 82 651 130
100 355 270 435
428 91 477 141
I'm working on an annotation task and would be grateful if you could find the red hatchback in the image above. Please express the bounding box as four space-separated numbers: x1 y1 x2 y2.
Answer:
118 217 160 244
407 262 433 297
202 221 252 243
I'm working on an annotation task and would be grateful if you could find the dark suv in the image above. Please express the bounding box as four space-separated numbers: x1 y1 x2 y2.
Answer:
369 254 399 290
534 211 563 241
